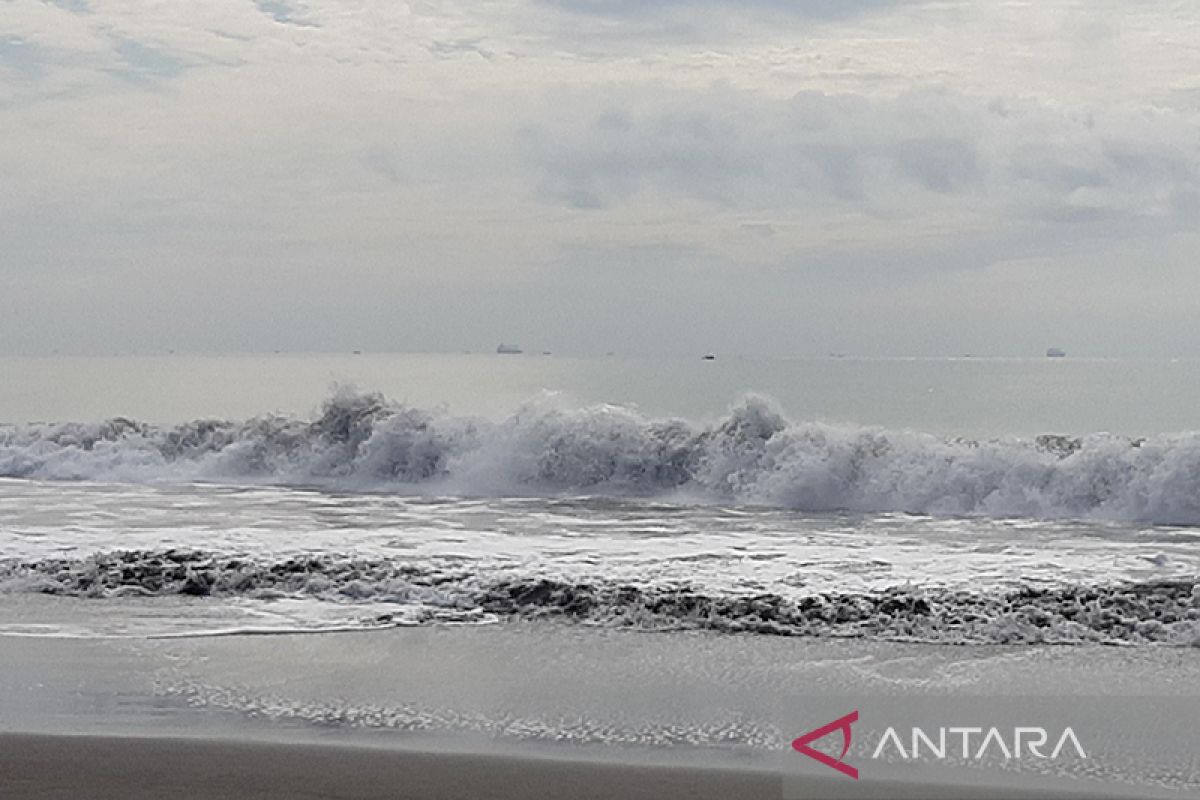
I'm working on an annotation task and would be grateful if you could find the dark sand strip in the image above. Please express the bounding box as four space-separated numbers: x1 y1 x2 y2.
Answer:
0 733 1136 800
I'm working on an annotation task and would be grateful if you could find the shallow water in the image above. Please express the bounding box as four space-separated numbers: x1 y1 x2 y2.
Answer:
2 623 1197 796
0 480 1197 643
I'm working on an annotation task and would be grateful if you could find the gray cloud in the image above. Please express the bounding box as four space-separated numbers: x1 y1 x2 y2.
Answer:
254 0 319 28
519 107 759 209
518 87 1200 234
45 0 90 14
3 0 1200 358
540 0 906 21
0 36 51 82
893 137 981 193
363 147 409 185
428 38 495 60
111 38 187 82
519 91 986 212
524 0 914 47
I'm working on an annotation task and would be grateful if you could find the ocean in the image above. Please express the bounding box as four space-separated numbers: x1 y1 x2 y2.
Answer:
3 353 1200 640
2 353 1199 795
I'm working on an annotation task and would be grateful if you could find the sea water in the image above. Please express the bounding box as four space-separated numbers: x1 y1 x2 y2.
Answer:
1 354 1200 795
2 353 1199 642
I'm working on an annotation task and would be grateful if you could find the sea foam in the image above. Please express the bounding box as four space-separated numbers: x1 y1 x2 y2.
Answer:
4 549 1197 646
4 389 1200 525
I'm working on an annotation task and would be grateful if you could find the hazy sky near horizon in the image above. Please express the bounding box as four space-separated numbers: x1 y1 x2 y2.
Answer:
3 0 1200 356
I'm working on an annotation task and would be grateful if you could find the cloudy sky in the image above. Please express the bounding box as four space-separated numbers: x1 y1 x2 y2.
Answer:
3 0 1199 356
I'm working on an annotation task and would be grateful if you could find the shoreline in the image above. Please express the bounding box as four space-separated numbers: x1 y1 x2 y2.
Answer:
2 622 1198 798
0 732 1138 800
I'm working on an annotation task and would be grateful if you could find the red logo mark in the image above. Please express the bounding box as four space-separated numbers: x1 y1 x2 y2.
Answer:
791 710 859 780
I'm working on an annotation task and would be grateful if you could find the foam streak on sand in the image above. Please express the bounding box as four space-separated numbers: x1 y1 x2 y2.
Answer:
7 389 1200 524
4 610 1199 797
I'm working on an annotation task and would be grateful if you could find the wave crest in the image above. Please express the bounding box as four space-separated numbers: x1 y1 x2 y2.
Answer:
5 390 1200 524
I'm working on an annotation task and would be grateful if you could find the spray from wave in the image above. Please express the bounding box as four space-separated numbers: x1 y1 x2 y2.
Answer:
4 388 1200 524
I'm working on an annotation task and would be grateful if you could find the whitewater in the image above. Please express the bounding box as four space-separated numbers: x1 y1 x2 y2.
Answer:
6 388 1200 525
2 385 1199 647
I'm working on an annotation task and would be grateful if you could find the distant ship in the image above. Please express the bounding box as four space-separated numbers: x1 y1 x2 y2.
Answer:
702 353 716 361
496 343 523 355
1046 347 1066 358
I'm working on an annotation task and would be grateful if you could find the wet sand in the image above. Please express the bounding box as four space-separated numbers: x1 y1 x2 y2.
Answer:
0 733 1135 800
2 620 1197 799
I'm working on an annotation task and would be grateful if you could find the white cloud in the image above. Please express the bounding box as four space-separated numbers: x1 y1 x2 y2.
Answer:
2 0 1200 355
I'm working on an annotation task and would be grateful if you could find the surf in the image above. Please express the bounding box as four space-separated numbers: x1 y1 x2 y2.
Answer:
5 388 1200 525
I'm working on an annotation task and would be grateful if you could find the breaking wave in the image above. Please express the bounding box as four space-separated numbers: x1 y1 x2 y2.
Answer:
4 549 1198 646
5 388 1200 524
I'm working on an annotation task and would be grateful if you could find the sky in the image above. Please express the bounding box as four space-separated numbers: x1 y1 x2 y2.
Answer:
2 0 1199 357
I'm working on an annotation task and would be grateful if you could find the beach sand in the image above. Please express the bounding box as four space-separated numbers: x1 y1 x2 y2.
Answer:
0 733 1138 800
2 612 1198 799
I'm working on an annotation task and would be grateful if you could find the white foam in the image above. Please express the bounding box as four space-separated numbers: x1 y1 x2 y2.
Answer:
5 390 1200 524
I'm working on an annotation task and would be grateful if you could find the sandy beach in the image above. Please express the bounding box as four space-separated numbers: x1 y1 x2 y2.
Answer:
1 733 778 800
3 620 1197 799
2 732 1150 800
